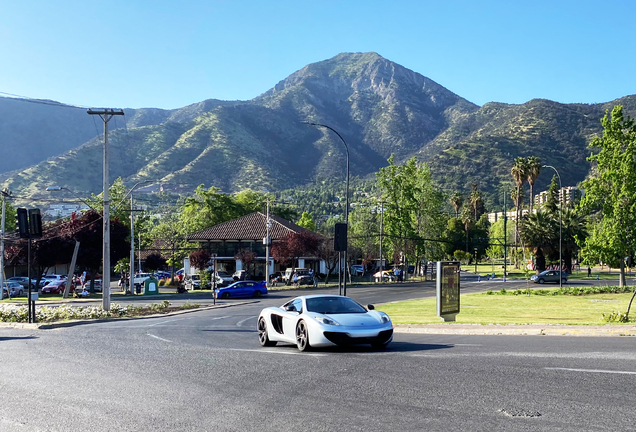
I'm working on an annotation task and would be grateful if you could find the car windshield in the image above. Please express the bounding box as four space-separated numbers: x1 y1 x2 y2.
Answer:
306 297 367 314
217 272 230 277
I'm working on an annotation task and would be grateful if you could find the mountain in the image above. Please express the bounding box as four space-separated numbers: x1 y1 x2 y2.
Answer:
0 52 634 206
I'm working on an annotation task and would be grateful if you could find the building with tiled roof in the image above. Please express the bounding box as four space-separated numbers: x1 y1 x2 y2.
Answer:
186 212 326 276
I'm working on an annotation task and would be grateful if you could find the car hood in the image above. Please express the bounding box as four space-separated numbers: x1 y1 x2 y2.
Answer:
314 313 382 327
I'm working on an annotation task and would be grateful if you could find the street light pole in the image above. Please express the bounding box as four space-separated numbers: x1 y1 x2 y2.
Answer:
303 122 350 296
543 165 563 288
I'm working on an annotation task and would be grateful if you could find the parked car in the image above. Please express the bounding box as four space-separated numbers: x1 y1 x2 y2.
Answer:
154 271 170 280
7 277 36 289
215 281 267 299
2 281 24 297
186 274 209 290
257 295 393 351
39 274 66 287
232 270 248 281
373 270 395 283
41 280 66 295
531 270 567 284
351 265 364 276
214 271 234 287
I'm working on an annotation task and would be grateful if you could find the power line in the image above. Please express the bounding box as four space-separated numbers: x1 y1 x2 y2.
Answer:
0 91 89 109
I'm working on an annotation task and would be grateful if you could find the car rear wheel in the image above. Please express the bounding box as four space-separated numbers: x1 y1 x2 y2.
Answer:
295 320 310 352
257 317 276 347
562 279 567 284
253 290 262 297
538 279 545 284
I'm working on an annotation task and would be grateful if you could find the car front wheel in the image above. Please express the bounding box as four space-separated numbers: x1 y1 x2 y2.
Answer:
257 317 276 347
538 279 545 284
295 320 310 352
562 279 567 284
221 292 230 299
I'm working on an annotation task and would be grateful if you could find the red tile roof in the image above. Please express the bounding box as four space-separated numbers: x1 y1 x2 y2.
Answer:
186 212 315 242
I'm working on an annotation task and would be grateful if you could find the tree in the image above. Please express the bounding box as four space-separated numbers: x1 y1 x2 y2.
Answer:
510 157 528 266
377 156 446 269
579 105 636 292
449 191 463 219
144 253 167 273
60 210 130 292
526 156 542 212
296 212 316 231
271 231 322 280
469 184 484 221
544 175 560 214
520 210 557 273
234 248 257 278
189 249 211 271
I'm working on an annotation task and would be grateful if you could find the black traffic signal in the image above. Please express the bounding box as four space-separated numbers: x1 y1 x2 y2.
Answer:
334 223 348 251
29 209 42 238
16 208 29 238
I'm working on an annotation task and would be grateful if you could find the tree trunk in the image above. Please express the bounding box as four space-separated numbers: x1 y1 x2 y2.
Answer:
620 258 626 288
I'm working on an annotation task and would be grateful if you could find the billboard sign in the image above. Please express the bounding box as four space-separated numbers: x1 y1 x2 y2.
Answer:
436 261 460 320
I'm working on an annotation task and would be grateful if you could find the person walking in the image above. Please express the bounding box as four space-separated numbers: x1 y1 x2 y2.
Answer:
292 272 299 288
587 266 591 278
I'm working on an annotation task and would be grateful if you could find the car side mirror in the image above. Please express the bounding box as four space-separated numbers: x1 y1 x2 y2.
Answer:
284 305 296 312
367 304 375 310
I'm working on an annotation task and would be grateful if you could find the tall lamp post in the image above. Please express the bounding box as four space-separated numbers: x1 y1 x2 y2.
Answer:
113 180 153 296
542 165 563 288
302 122 350 296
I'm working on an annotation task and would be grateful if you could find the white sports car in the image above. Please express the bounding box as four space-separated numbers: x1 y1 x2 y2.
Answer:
257 295 393 351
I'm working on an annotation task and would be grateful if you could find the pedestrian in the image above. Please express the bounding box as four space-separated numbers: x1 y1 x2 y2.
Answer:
587 266 591 278
293 272 299 287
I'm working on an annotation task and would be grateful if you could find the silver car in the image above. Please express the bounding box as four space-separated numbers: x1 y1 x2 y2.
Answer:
531 270 567 284
257 295 393 351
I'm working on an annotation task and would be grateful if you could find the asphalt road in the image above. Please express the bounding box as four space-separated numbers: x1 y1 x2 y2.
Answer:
1 277 635 431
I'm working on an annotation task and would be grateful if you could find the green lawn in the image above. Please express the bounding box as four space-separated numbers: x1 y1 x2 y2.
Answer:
377 292 636 325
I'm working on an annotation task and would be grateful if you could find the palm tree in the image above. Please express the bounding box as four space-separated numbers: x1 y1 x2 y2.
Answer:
450 191 463 219
461 205 474 252
561 207 588 273
526 156 541 212
520 210 557 273
469 185 483 221
510 157 528 267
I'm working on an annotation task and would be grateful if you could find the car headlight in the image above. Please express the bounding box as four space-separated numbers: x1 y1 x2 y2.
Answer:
380 314 391 324
314 316 340 326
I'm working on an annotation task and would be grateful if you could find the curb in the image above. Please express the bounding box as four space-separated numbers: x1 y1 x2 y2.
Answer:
394 324 636 337
0 300 259 330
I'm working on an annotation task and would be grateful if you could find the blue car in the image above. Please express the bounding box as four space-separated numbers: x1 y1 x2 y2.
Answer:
215 280 267 299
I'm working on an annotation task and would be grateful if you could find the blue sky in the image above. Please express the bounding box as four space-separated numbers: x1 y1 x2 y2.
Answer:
1 0 634 109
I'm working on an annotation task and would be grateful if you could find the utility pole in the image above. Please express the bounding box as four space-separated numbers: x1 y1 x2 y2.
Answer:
0 189 9 291
379 201 384 277
87 108 125 311
503 191 507 282
264 200 272 287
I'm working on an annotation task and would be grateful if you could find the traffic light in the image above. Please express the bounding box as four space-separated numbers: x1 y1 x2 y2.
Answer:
16 208 29 238
28 209 42 238
334 223 348 251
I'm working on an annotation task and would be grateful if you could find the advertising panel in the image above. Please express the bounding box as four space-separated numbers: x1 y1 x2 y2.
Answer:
436 261 460 318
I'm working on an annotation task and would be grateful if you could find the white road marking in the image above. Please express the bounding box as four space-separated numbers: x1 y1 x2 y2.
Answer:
147 333 172 343
545 367 636 375
226 348 327 356
236 316 257 327
147 317 191 327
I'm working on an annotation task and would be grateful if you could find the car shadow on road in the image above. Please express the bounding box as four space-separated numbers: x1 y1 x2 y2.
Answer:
0 336 38 341
267 341 453 354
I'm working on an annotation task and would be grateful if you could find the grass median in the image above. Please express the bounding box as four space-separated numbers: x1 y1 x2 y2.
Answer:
377 291 636 325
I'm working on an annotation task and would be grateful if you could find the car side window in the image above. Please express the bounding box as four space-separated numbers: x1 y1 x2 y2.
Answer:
292 298 303 313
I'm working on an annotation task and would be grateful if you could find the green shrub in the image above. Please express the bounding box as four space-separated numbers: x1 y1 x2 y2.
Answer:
486 290 493 295
500 288 507 295
602 311 629 323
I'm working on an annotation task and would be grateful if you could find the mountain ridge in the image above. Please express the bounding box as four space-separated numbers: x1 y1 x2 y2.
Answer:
1 52 634 207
